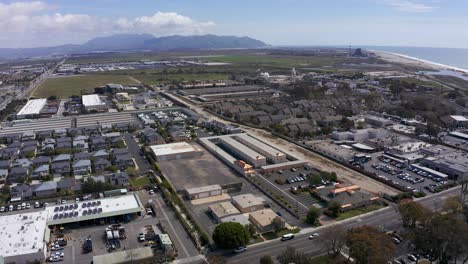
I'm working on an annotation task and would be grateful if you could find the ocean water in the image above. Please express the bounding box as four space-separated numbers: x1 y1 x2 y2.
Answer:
363 46 468 71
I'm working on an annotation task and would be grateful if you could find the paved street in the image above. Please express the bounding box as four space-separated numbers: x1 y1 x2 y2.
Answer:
123 133 151 173
223 187 462 263
137 190 200 258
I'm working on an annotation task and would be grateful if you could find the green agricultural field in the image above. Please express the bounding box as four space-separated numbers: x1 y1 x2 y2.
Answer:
205 55 340 68
32 74 138 98
131 73 229 85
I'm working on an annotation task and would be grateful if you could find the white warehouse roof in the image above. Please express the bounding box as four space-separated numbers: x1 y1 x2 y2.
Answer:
150 142 199 156
45 193 141 225
82 94 105 107
17 98 47 116
0 210 49 258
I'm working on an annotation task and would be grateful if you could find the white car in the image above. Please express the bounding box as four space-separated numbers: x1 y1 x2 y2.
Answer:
309 233 319 239
34 202 40 208
233 246 247 253
281 233 295 241
0 206 4 212
25 203 30 209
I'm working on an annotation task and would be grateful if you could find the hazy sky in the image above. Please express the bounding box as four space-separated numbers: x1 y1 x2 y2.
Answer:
1 0 467 48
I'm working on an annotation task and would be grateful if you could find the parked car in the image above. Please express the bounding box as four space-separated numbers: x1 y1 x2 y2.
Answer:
308 233 319 239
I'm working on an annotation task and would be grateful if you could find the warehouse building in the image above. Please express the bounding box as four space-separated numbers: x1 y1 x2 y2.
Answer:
0 211 50 264
45 193 142 226
185 184 222 200
231 193 265 213
209 201 240 222
233 133 287 163
249 209 285 233
219 136 266 168
149 142 203 161
16 98 47 119
420 152 468 180
82 94 108 112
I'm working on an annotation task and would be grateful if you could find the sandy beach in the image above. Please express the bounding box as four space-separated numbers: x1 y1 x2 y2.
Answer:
372 50 468 75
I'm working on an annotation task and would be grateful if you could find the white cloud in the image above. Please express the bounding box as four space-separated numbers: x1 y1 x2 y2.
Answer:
0 1 215 48
382 0 438 13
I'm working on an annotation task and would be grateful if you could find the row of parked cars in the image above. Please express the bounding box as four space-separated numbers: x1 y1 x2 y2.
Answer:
397 173 425 184
0 201 43 212
407 167 445 182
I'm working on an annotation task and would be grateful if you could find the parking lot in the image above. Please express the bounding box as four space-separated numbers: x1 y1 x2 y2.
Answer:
263 166 322 210
358 153 450 194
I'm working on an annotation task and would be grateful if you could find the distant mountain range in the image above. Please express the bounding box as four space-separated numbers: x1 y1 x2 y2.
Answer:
0 34 267 59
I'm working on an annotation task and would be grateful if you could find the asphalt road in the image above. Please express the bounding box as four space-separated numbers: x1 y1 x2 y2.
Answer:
123 133 151 173
223 187 462 263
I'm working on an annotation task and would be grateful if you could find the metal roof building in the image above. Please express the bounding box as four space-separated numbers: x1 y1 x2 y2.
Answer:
82 94 107 112
16 99 47 118
149 142 203 161
45 193 142 225
233 133 287 163
219 136 266 168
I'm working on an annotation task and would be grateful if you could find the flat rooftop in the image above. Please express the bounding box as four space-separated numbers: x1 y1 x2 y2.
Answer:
249 209 279 227
45 193 141 225
0 210 48 257
209 201 240 218
82 94 105 107
232 193 265 209
149 142 199 156
233 133 286 159
219 136 266 161
186 184 221 195
17 98 47 116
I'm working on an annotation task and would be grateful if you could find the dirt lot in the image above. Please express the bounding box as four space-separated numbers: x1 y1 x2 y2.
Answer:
158 143 243 191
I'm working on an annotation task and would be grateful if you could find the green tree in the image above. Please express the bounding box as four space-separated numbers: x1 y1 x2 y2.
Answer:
212 222 250 249
259 255 274 264
324 201 341 218
246 223 257 237
277 246 312 264
305 207 321 225
398 201 430 228
25 150 36 159
346 225 396 264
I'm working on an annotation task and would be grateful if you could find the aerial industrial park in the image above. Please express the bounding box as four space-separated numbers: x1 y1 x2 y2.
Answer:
0 30 467 264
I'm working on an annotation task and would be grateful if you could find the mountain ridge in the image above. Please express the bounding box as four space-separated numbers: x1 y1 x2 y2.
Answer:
0 34 268 59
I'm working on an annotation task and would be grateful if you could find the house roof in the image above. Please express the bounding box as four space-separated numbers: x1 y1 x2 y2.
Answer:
34 181 57 192
73 159 91 167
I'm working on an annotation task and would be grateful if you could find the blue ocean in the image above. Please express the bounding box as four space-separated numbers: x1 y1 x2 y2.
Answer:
363 46 468 71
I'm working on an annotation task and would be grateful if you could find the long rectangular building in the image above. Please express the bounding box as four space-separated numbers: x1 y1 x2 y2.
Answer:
219 136 266 168
82 94 107 112
233 133 287 163
16 98 47 119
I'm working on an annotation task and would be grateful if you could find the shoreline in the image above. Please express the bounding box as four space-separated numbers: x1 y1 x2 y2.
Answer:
371 49 468 75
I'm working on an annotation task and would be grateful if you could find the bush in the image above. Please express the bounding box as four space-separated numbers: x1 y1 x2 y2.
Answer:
275 178 285 185
213 222 250 249
305 207 321 225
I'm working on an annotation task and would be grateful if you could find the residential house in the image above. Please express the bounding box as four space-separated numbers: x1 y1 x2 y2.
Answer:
81 125 100 135
140 128 165 145
110 172 130 186
0 169 8 183
20 145 37 158
22 140 38 148
52 154 71 163
32 164 50 178
0 160 11 170
33 181 57 197
56 141 72 152
8 167 29 183
93 158 111 173
57 178 82 193
73 159 92 175
92 149 109 160
168 126 187 142
90 136 107 151
12 158 32 168
0 147 20 159
113 154 134 170
32 156 50 167
74 152 91 161
73 135 89 151
0 133 22 144
10 184 33 200
51 161 71 176
67 128 84 137
36 130 53 140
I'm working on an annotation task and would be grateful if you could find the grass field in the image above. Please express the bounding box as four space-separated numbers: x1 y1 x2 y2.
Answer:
131 73 229 84
130 175 151 188
32 74 138 98
335 203 386 221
